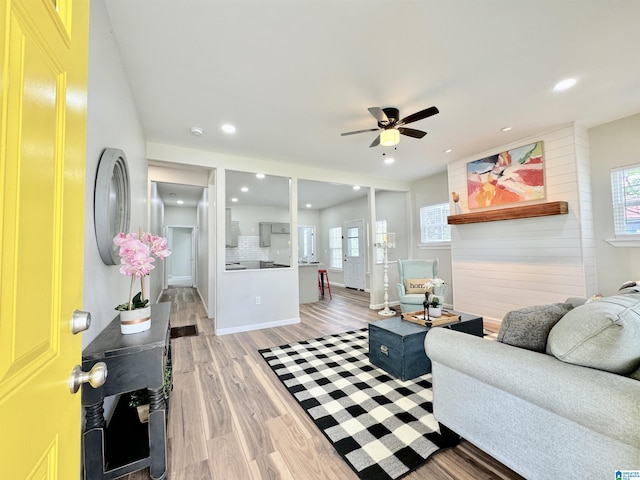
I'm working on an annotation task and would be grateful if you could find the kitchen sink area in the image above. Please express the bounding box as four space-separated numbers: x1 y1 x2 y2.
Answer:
259 260 290 269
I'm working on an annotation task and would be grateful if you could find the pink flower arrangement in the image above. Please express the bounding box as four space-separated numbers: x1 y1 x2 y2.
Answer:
113 230 171 311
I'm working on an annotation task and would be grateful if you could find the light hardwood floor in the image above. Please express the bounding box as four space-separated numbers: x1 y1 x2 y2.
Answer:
122 286 523 480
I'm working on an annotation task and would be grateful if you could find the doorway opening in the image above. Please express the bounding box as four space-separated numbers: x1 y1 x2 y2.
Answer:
166 225 197 287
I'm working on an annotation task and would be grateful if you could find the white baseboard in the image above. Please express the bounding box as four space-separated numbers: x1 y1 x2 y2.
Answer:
215 316 300 336
368 302 454 311
195 288 209 317
369 301 400 310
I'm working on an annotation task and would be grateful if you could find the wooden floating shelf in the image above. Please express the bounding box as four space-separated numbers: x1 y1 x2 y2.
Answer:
447 201 568 225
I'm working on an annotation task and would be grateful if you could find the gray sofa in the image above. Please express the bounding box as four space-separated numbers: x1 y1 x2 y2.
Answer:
425 291 640 479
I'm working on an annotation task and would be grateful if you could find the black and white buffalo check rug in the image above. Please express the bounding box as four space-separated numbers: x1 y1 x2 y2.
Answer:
258 329 459 480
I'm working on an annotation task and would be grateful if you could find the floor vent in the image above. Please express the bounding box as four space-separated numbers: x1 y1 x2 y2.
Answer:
170 325 198 339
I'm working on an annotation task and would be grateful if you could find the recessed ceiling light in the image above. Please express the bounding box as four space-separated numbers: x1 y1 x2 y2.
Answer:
353 185 361 191
553 78 577 92
231 197 238 202
190 127 203 136
256 173 265 179
241 186 249 192
501 126 513 132
384 157 395 165
444 149 453 153
306 203 312 208
221 124 236 134
177 200 184 205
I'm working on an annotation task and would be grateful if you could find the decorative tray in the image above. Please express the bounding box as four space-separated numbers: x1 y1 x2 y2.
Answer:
401 310 460 328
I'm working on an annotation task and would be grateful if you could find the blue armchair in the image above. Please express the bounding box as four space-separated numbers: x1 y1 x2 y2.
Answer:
395 259 445 313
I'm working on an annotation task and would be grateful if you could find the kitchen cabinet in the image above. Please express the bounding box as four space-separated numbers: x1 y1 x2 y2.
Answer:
259 222 290 246
259 222 271 247
225 208 232 246
270 223 290 234
227 221 239 247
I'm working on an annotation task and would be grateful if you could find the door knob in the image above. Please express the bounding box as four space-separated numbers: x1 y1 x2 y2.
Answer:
70 310 91 334
69 362 108 394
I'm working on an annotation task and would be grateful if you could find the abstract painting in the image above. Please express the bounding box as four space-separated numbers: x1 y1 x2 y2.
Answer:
467 141 545 209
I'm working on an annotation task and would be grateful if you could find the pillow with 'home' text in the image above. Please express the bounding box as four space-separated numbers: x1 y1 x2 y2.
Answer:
405 278 433 294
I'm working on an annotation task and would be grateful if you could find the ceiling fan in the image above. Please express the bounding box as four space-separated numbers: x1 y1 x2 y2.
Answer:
341 106 439 147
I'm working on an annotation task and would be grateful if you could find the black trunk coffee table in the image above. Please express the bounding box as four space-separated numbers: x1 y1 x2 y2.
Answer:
368 312 483 380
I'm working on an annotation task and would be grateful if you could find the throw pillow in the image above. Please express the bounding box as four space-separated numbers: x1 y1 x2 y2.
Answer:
547 293 640 375
405 278 432 294
497 303 574 352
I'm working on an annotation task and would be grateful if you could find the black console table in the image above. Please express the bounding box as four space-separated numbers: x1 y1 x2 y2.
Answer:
82 302 172 480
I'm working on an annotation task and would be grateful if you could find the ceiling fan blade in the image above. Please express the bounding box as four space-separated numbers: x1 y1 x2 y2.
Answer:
368 107 389 125
398 127 427 139
369 135 381 148
398 106 439 126
340 128 380 136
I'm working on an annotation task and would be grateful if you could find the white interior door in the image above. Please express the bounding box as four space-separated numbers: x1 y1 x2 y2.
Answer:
343 220 365 290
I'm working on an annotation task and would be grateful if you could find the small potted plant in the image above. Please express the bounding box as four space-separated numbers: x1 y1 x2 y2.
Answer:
113 229 171 334
428 295 443 318
129 360 172 423
423 292 443 319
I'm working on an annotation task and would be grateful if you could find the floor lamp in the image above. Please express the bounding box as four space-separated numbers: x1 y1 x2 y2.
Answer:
375 232 396 317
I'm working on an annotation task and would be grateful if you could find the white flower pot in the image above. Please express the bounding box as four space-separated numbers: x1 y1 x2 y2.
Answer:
136 404 150 423
119 306 151 334
430 307 442 318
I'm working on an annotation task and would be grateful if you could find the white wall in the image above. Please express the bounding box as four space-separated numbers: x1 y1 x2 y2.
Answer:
197 187 210 314
167 227 193 280
228 205 289 235
149 182 165 301
447 124 596 324
165 205 197 225
215 170 299 335
370 190 410 308
410 171 455 306
318 195 370 287
590 113 640 294
83 0 148 347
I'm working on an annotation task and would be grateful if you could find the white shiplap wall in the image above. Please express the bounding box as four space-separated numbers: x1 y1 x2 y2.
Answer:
448 124 596 324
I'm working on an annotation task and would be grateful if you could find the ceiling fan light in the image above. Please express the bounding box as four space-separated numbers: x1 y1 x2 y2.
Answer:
380 128 400 146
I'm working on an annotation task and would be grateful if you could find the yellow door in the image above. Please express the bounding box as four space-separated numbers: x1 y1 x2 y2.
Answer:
0 0 89 478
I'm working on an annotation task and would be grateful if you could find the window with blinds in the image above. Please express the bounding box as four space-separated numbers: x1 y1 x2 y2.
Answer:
420 202 451 244
611 164 640 237
329 226 343 269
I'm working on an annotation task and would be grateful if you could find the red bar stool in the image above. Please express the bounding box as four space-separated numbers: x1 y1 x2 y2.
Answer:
318 269 332 299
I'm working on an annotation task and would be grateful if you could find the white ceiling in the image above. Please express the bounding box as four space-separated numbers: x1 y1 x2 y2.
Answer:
155 173 370 210
106 1 640 205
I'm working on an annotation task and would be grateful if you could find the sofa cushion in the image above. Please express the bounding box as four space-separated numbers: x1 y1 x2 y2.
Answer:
497 303 574 352
630 365 640 381
547 293 640 375
405 278 432 294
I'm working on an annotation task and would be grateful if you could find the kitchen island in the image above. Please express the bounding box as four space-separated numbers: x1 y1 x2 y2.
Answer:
298 262 321 304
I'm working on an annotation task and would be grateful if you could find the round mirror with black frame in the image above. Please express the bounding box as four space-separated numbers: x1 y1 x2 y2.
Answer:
94 147 131 265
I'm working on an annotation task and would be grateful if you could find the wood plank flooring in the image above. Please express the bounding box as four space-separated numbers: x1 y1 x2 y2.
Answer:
121 286 523 480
